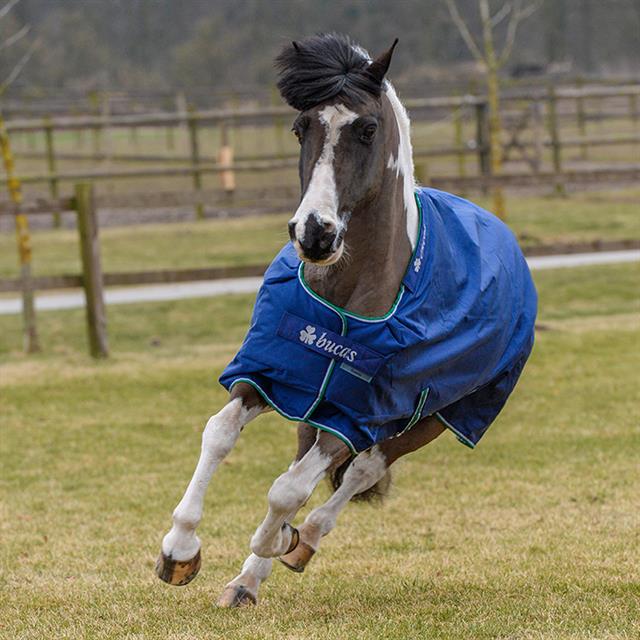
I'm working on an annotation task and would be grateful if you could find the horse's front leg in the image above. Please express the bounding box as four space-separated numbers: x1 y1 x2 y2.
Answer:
217 423 319 607
216 423 319 607
156 383 267 586
249 430 350 559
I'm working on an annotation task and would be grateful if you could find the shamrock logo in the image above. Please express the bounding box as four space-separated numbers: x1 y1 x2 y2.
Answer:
413 257 422 272
299 325 317 345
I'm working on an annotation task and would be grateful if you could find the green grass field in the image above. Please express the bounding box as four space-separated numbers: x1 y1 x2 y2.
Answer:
1 188 639 280
1 261 638 639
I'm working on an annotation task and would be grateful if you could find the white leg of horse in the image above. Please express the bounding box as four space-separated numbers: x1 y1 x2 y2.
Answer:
217 554 273 608
279 446 388 572
156 394 265 586
249 432 349 559
217 423 322 608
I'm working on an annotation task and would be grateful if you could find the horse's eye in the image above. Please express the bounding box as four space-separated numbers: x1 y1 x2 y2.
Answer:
359 123 377 144
292 116 309 145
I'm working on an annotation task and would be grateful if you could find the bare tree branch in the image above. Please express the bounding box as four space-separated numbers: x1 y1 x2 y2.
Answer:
491 2 512 28
445 0 485 63
0 0 20 22
0 36 40 96
0 23 30 52
499 0 542 66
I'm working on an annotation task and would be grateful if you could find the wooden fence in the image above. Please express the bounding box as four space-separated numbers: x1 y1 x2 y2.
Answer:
2 167 640 357
3 84 639 223
2 83 639 355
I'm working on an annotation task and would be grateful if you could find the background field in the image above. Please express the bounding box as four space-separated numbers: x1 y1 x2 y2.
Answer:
1 261 638 639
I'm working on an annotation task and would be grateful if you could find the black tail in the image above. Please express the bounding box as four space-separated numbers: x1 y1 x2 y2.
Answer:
328 456 392 503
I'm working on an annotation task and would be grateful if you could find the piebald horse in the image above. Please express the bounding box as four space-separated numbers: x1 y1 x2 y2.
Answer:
156 34 536 607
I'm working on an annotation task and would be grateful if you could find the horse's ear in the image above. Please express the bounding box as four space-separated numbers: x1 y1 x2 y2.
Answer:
367 38 399 85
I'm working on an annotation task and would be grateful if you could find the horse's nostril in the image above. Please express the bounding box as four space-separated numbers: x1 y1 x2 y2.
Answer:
323 221 336 235
318 229 337 250
288 221 297 241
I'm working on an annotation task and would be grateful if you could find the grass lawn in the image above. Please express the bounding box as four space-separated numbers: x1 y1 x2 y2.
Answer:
0 188 639 280
0 262 639 639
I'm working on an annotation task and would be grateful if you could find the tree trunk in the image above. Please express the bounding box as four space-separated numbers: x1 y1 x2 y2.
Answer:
480 0 506 219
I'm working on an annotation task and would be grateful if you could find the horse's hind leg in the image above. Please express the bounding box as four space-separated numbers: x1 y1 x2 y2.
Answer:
156 383 267 586
218 426 348 606
280 416 445 572
279 445 389 572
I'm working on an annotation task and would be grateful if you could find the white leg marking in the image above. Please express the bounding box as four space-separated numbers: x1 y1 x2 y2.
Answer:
224 553 273 597
290 104 358 242
162 398 263 561
305 446 388 539
250 444 332 557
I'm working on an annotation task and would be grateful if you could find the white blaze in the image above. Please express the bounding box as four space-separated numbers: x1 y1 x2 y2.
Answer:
290 103 358 243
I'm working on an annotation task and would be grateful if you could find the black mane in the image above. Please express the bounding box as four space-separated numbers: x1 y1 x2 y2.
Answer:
275 33 383 112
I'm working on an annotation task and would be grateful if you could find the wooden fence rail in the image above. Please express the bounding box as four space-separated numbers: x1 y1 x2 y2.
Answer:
4 85 640 133
1 166 638 219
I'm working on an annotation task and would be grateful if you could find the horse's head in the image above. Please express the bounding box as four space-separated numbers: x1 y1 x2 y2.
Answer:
276 34 399 265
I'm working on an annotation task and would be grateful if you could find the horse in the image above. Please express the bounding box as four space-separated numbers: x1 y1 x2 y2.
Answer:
155 33 537 607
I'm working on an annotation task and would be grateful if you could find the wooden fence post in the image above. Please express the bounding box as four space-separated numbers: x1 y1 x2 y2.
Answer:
547 85 565 196
130 125 139 148
44 116 60 228
271 87 286 159
89 92 102 156
630 93 639 153
530 99 544 173
187 110 204 219
474 100 490 195
101 95 112 165
218 120 236 195
453 102 466 190
630 93 639 128
175 91 188 153
74 108 84 149
75 182 108 358
575 77 588 160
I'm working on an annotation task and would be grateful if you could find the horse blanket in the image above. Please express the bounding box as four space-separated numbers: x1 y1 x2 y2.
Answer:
219 187 537 453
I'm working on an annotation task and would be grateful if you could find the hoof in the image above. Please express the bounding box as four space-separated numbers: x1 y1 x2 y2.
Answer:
283 522 300 554
279 541 316 573
155 549 201 586
217 584 257 608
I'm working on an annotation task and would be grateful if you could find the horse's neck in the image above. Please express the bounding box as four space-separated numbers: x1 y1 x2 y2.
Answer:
304 175 412 317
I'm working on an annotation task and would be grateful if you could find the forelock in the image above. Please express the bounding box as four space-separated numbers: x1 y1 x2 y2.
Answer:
275 33 383 112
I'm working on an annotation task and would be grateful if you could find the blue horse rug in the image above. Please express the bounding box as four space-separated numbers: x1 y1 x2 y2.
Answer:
220 187 537 453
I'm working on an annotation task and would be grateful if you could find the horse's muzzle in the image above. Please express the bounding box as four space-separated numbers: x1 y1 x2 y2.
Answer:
289 213 342 264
